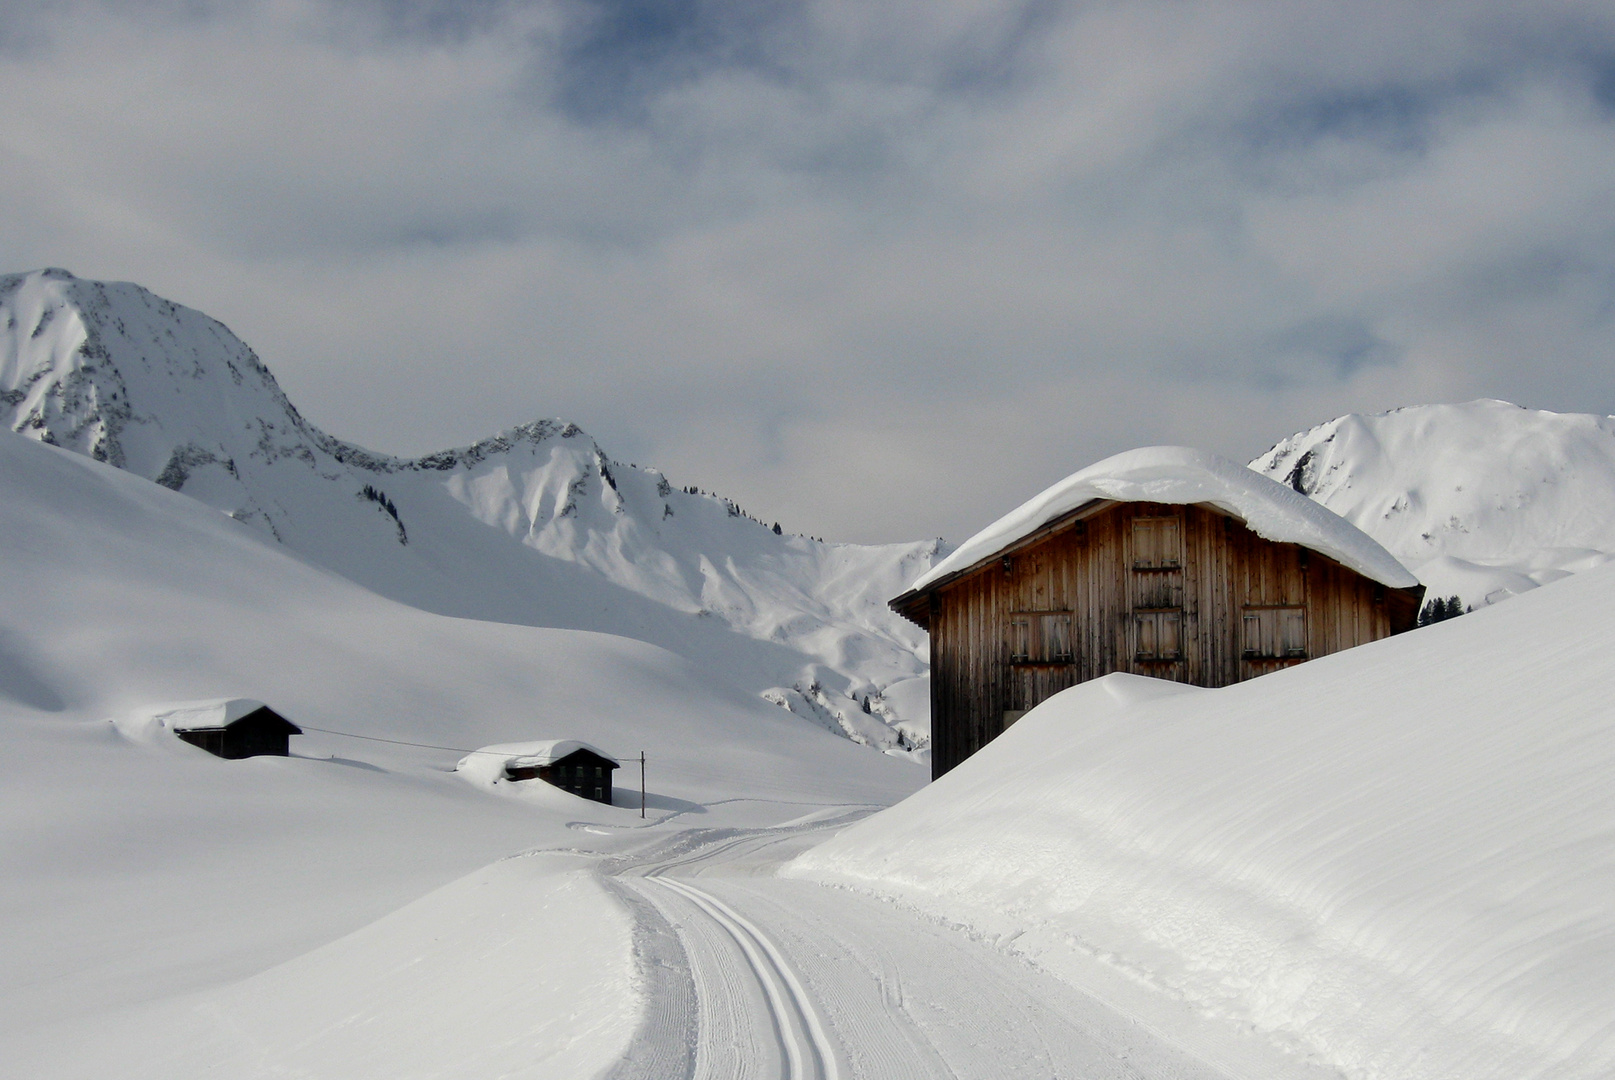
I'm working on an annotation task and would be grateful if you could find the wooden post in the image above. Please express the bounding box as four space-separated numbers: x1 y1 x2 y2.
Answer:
640 751 646 819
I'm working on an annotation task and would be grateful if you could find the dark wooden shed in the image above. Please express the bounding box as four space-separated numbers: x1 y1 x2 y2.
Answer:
501 742 619 804
892 449 1424 780
170 699 302 759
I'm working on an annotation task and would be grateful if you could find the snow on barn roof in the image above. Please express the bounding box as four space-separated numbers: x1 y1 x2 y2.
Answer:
910 446 1419 593
463 739 620 769
154 697 276 731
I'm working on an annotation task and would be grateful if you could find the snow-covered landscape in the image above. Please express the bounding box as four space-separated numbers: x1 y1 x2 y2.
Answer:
0 396 923 1077
1 269 939 755
795 573 1615 1079
6 268 1615 1080
7 0 1615 1074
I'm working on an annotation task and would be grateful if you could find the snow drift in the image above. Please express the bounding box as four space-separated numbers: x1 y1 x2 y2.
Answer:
913 445 1416 592
793 564 1615 1080
1253 400 1615 609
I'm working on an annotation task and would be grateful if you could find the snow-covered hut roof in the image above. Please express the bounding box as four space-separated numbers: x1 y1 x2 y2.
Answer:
464 739 620 769
155 697 283 732
908 446 1418 594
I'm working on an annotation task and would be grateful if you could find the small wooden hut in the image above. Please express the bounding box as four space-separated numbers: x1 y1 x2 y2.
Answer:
499 741 620 804
892 447 1423 779
167 699 302 759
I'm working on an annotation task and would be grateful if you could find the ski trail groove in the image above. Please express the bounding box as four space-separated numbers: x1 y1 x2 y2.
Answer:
609 820 1253 1080
649 874 840 1080
598 874 699 1080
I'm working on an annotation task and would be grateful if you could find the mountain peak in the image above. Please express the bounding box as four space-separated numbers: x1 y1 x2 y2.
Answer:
1252 400 1615 608
1 269 937 754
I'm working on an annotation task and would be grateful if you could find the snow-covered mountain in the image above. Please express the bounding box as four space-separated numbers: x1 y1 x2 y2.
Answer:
0 268 938 751
0 421 921 1075
1252 400 1615 610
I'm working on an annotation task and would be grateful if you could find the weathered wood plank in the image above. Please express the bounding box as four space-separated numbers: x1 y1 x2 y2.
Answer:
908 499 1422 778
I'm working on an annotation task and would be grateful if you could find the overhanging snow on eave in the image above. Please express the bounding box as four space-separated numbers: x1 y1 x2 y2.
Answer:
888 498 1109 627
907 447 1419 593
889 497 1423 631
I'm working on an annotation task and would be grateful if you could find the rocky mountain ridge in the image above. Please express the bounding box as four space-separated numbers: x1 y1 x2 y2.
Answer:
0 268 938 753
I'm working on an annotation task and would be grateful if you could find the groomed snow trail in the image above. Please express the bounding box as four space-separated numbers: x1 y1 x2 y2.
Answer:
612 819 1237 1080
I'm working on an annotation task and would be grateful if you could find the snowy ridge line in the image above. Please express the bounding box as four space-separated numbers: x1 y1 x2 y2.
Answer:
1250 399 1615 610
0 269 939 749
648 874 842 1080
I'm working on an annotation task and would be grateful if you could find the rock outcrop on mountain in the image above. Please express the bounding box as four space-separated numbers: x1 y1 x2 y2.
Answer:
1252 400 1615 610
0 268 937 752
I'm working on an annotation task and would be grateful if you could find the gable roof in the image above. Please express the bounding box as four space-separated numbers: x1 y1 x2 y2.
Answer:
156 698 300 733
466 739 620 769
907 446 1418 597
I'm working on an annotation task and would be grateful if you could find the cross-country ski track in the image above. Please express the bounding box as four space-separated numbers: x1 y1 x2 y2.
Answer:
8 801 1344 1080
603 816 1261 1080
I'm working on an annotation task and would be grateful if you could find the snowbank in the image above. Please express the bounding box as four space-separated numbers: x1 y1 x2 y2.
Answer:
792 563 1615 1080
20 854 639 1080
912 446 1416 592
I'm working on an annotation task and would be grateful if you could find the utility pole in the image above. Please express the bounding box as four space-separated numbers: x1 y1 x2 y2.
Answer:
640 751 646 819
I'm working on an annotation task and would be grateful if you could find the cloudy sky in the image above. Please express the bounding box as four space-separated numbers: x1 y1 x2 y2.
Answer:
2 0 1613 543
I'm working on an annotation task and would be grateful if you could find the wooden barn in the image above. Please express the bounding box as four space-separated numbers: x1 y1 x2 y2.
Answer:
167 698 302 759
892 447 1424 779
499 740 620 804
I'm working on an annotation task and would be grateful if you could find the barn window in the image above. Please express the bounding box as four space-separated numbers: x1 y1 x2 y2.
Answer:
1007 611 1075 663
1008 616 1032 662
1242 606 1307 659
1134 609 1183 660
1132 516 1183 570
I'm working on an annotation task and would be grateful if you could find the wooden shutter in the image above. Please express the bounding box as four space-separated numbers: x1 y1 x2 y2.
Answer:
1008 615 1033 662
1132 517 1183 569
1008 612 1075 663
1280 608 1307 657
1242 606 1307 659
1135 609 1182 660
1041 613 1073 662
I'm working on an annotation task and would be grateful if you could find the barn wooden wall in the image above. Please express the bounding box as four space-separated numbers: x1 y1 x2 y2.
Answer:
927 502 1415 777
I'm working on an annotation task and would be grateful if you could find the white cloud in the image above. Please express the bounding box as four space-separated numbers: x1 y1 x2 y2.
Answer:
1 0 1613 543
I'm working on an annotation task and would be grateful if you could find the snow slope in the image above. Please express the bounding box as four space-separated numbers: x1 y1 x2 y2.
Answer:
1252 400 1615 609
0 268 937 749
792 564 1615 1080
913 445 1416 592
0 428 923 1074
